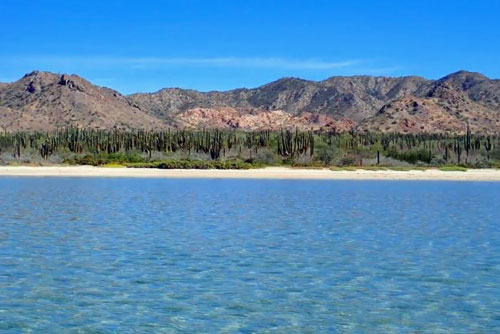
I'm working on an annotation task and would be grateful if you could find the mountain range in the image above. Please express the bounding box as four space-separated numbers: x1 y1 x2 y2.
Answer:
0 70 499 134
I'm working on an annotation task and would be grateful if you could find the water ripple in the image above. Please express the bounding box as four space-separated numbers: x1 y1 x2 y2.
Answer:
0 178 499 333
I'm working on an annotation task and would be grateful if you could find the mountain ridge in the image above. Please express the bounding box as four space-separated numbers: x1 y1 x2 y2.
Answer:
0 70 499 133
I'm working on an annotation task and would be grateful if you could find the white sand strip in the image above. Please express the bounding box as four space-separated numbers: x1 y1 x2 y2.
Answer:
0 166 499 181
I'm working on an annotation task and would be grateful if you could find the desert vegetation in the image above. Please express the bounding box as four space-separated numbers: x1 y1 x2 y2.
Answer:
0 127 499 169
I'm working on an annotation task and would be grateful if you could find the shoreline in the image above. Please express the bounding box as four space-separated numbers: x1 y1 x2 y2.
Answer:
0 166 499 181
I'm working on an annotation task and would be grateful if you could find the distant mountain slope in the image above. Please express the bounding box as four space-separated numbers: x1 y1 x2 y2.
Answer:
129 75 431 122
0 70 499 133
0 71 167 132
360 72 500 134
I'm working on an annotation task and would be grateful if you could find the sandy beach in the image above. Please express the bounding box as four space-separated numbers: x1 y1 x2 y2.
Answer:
0 166 499 181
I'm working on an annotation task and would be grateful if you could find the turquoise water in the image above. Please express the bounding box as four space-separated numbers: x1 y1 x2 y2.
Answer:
0 178 499 333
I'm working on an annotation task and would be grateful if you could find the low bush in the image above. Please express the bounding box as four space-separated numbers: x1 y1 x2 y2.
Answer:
438 166 468 172
65 152 146 166
126 159 260 170
385 147 432 164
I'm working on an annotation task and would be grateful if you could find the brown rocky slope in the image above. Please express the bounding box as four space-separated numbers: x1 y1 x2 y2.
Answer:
0 70 498 133
0 71 166 132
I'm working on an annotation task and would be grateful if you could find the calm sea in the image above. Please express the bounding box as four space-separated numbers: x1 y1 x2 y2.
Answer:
0 178 499 333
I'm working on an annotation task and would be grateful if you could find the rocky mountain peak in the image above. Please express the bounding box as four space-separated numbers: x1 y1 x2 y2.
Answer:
58 74 86 92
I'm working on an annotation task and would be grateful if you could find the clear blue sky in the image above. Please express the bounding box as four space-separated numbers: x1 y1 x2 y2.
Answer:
0 0 498 94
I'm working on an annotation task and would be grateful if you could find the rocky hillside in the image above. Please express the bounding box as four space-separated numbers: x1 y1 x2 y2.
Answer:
129 76 432 124
0 71 166 132
1 70 499 133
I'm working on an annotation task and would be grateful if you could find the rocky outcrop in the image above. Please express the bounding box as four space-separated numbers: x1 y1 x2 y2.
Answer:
176 107 355 131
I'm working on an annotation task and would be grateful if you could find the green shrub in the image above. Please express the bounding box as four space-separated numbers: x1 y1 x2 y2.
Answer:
125 159 259 170
385 147 432 164
65 152 146 166
438 166 468 172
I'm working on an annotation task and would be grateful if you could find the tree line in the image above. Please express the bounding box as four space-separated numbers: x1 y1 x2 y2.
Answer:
0 127 498 167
